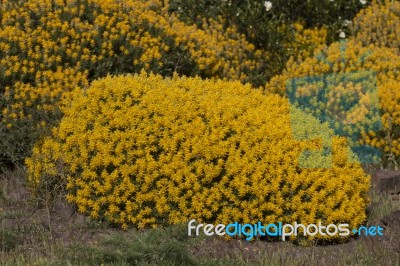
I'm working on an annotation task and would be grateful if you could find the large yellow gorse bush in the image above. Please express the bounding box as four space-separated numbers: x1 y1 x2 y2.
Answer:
266 39 400 168
27 73 370 240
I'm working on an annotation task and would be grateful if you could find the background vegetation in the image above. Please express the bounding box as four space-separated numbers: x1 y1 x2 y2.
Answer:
169 0 369 79
0 0 399 264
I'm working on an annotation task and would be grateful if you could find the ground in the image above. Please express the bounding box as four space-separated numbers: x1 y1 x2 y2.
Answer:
0 168 399 266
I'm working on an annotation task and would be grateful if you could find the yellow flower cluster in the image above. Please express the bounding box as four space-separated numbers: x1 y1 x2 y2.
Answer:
192 17 266 83
266 39 400 165
352 0 400 54
27 73 370 240
283 23 328 62
2 67 89 125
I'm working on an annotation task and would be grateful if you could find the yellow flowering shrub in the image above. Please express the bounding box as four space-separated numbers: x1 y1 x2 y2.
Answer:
266 40 400 168
352 0 400 54
27 73 370 241
0 67 89 168
283 23 328 62
0 0 266 170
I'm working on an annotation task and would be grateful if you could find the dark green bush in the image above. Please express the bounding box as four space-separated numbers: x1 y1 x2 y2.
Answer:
169 0 370 79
